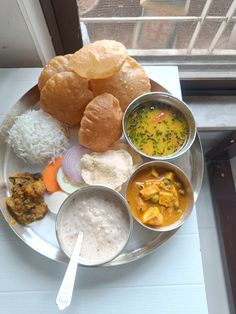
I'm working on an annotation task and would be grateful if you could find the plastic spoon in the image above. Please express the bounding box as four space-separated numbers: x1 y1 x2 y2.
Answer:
56 231 84 310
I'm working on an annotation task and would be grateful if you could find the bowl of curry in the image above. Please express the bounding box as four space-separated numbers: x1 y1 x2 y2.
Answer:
126 161 194 232
122 92 196 160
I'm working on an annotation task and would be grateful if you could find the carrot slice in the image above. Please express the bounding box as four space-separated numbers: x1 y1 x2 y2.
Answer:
42 157 62 193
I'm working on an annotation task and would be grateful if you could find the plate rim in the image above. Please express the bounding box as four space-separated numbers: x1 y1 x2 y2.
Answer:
0 83 204 266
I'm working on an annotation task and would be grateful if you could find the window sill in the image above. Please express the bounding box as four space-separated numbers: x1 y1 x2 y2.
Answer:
184 96 236 132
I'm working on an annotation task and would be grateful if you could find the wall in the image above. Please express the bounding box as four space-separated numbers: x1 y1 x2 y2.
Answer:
0 0 42 67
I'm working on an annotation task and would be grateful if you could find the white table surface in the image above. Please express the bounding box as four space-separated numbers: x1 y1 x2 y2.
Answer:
0 67 208 314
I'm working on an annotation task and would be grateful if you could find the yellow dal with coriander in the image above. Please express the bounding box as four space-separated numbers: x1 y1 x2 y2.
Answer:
126 102 189 157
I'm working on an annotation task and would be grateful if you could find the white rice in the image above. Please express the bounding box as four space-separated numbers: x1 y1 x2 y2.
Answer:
7 110 70 165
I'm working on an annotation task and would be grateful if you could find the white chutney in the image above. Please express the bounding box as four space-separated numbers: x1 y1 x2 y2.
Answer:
58 188 131 266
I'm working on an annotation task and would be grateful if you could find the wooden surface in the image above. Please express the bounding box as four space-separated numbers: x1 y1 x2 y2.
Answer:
0 67 208 314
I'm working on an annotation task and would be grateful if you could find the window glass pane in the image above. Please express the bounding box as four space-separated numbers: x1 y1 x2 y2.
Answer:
194 21 221 49
84 22 137 47
85 20 197 50
174 22 197 49
208 0 233 16
78 0 236 56
136 21 197 49
77 0 141 17
216 22 236 49
187 0 205 16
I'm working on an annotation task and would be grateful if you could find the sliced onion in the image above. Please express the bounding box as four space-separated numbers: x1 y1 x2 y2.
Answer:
62 144 90 183
57 168 83 194
120 134 126 144
44 191 68 214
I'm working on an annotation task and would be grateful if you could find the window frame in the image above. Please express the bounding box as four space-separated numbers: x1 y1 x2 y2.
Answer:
39 0 83 55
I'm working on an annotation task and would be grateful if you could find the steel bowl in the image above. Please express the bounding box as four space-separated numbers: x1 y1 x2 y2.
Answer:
125 161 194 232
55 185 133 266
122 92 196 160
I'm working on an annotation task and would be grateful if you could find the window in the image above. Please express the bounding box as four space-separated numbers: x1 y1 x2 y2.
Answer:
76 0 236 77
39 0 236 80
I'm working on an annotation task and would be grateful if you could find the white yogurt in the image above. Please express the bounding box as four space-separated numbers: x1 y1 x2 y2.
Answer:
58 189 131 265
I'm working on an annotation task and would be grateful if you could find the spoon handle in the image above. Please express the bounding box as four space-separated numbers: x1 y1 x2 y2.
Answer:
56 231 84 311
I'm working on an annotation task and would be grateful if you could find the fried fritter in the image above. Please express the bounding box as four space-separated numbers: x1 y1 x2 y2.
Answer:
6 172 48 225
79 93 122 152
90 56 151 111
38 54 73 91
71 40 127 79
40 72 93 126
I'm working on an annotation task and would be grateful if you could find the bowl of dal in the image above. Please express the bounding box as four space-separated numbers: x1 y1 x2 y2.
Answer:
122 92 196 160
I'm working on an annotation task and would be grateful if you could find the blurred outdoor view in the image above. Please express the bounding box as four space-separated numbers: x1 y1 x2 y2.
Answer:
77 0 236 55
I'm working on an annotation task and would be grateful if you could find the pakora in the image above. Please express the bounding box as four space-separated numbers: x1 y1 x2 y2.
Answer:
6 172 48 225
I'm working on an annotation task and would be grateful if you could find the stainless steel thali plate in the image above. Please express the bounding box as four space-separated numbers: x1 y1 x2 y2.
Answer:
0 82 204 266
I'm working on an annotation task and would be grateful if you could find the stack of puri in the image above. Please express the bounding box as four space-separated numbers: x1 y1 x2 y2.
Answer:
39 39 151 152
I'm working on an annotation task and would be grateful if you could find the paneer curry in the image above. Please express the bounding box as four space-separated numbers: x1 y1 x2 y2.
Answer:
126 167 188 227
